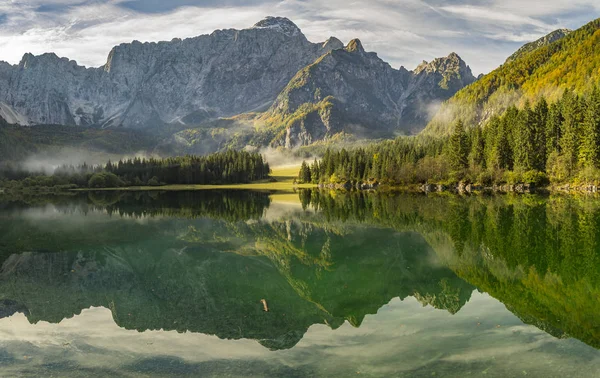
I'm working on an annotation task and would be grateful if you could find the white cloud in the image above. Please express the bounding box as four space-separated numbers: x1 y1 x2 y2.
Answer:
439 5 554 29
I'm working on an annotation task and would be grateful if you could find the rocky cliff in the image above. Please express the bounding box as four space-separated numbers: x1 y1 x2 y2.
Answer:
263 41 475 147
0 16 476 150
0 17 342 129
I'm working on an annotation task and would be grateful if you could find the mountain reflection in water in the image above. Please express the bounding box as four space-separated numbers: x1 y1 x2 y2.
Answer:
0 190 599 377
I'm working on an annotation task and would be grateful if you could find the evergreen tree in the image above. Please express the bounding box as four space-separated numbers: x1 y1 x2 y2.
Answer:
579 86 600 168
533 98 548 170
503 106 520 150
311 159 321 183
560 90 581 168
546 103 563 155
484 117 500 168
514 102 537 171
494 119 513 170
299 161 312 183
469 126 485 168
449 120 469 171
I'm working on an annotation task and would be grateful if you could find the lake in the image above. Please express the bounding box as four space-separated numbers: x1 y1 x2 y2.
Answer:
1 190 599 377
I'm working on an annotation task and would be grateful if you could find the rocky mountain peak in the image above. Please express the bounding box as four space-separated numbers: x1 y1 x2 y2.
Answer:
322 37 344 51
18 52 83 73
266 38 476 147
19 52 52 68
345 39 365 53
414 60 429 73
252 16 302 37
1 16 344 129
0 16 476 145
414 52 472 77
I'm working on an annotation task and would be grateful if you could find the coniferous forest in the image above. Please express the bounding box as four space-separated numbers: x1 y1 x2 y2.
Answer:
299 87 600 188
0 150 270 191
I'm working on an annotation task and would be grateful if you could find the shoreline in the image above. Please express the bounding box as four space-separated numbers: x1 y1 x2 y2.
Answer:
71 182 317 192
5 178 600 196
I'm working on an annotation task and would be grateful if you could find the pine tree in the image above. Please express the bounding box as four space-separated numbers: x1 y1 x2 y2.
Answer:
579 87 600 168
514 102 536 171
311 159 320 183
533 98 548 171
484 117 500 168
560 90 581 168
546 103 563 155
469 126 485 168
449 120 469 171
299 161 312 183
494 119 513 170
503 106 520 150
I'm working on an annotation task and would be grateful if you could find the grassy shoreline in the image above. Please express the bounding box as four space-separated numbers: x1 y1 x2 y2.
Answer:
73 166 316 192
74 182 317 192
8 163 600 195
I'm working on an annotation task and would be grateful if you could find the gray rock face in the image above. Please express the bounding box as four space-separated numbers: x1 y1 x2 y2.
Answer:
407 52 476 128
267 41 475 147
0 17 341 129
0 16 476 150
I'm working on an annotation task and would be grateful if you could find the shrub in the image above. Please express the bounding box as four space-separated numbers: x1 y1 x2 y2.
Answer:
397 163 416 184
329 173 340 184
147 176 161 186
88 172 124 188
546 152 571 183
503 170 522 185
577 166 600 185
477 170 494 186
522 170 549 186
415 156 448 183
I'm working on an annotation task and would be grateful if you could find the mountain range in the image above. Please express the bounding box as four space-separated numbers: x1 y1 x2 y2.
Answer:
0 16 474 155
2 16 599 158
0 17 341 128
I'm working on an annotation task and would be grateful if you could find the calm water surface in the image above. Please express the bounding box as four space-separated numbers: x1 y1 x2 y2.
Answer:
0 190 599 377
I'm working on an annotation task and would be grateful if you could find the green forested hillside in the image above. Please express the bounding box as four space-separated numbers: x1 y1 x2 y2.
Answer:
425 19 600 135
504 29 571 64
299 85 600 186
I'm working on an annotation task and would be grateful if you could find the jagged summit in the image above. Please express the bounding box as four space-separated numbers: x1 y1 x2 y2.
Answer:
266 42 475 147
414 52 470 75
20 52 60 65
345 39 365 53
322 37 344 51
252 16 302 37
411 52 475 94
0 16 341 128
0 16 475 144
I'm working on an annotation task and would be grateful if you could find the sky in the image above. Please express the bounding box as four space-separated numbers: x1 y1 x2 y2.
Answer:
0 0 599 75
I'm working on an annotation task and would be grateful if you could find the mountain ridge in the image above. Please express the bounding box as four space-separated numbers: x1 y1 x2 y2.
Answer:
505 28 571 64
0 17 341 129
257 39 475 147
0 16 478 155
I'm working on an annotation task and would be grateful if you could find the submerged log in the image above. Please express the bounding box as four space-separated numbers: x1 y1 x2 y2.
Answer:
261 299 269 312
